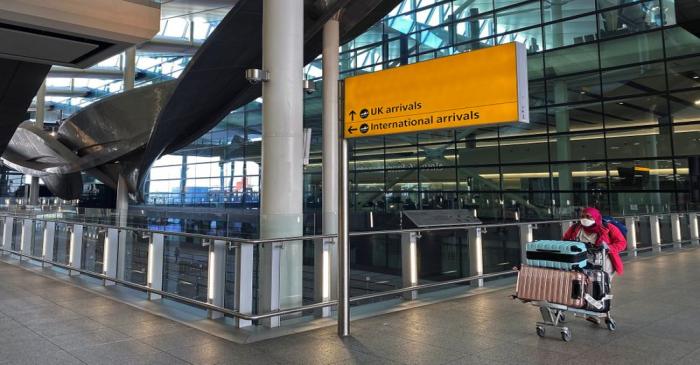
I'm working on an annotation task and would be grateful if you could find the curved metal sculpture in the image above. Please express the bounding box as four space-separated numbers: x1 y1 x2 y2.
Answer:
3 0 402 201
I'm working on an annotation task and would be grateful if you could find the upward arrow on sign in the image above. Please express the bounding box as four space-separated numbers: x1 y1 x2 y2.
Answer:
349 110 356 121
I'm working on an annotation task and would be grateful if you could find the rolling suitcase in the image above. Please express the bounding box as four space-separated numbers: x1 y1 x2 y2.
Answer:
583 269 612 312
516 265 587 308
525 240 588 270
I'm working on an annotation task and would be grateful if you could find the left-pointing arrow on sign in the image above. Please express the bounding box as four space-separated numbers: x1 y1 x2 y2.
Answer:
349 110 356 121
347 126 357 134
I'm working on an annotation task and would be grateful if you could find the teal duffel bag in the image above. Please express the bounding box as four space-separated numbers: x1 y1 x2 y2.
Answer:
525 240 588 270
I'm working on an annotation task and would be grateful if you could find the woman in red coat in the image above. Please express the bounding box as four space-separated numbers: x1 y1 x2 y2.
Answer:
563 207 626 324
562 207 627 276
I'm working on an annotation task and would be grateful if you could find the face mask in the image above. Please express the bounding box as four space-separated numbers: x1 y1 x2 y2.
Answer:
580 218 595 227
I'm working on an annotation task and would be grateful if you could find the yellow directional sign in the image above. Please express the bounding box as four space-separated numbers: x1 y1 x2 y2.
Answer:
343 42 528 138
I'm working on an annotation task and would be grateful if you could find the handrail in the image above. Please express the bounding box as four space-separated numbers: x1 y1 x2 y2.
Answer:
0 210 694 246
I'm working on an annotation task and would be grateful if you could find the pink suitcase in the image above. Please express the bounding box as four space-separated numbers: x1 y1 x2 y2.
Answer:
516 265 586 308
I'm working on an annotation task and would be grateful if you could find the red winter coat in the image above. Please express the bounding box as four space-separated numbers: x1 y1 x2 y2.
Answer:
563 223 627 275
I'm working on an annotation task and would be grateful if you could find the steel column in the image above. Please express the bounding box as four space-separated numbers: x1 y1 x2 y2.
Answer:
337 137 350 337
322 13 341 305
147 233 164 300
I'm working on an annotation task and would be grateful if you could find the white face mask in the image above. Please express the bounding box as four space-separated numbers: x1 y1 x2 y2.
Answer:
580 218 595 227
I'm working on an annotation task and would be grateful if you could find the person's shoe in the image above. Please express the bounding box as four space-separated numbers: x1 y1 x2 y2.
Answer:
586 316 601 325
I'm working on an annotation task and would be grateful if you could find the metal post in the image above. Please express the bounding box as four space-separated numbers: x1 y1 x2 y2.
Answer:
68 224 83 275
650 215 661 253
103 228 119 285
519 224 533 264
235 243 254 328
123 47 136 91
625 217 638 257
671 213 682 249
338 136 350 337
314 237 333 317
2 217 13 253
690 212 699 246
147 233 164 300
42 221 55 265
401 232 419 300
207 240 226 319
322 12 341 305
259 0 305 328
20 219 33 257
468 227 484 287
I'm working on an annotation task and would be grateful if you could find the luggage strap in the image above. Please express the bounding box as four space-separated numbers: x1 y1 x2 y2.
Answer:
526 250 587 263
584 293 613 310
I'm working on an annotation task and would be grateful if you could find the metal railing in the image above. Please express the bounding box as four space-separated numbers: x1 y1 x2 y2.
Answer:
0 210 697 330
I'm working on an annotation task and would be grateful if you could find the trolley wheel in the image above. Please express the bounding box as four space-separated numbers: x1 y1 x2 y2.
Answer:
606 318 616 332
536 326 545 338
561 329 572 342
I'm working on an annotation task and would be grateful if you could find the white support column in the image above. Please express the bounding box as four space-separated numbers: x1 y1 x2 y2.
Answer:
20 219 33 257
103 228 119 285
650 215 661 253
690 212 699 246
314 237 333 317
625 217 638 257
42 221 55 265
207 240 227 319
519 224 533 265
2 217 13 253
671 213 682 249
147 233 164 300
68 224 83 275
322 12 340 304
235 243 254 328
259 0 304 328
401 232 419 300
468 227 484 287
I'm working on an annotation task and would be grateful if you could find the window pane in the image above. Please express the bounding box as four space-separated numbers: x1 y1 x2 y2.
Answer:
545 43 598 76
606 126 673 159
544 16 597 50
549 130 607 162
603 95 669 128
601 62 666 98
599 31 664 68
546 71 601 105
495 1 541 33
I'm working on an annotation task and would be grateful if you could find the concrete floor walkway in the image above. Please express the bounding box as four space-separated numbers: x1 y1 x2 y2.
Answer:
2 248 700 364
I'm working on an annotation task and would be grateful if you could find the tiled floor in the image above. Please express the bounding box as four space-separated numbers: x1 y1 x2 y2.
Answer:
2 248 700 364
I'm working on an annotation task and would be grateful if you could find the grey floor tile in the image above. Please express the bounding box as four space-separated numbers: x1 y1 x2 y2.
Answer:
67 339 188 365
48 327 131 351
0 349 85 365
166 339 281 365
138 327 222 351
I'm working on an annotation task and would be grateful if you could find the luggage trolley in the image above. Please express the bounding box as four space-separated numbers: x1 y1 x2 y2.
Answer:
517 244 616 342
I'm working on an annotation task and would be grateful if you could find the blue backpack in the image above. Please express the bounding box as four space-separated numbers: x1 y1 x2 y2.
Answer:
602 215 627 238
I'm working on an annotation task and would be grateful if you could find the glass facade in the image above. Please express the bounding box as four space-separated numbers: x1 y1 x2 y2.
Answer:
140 0 700 232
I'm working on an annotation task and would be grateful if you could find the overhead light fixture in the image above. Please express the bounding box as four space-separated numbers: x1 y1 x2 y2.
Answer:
618 102 624 105
695 99 700 105
245 69 270 84
693 75 699 79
